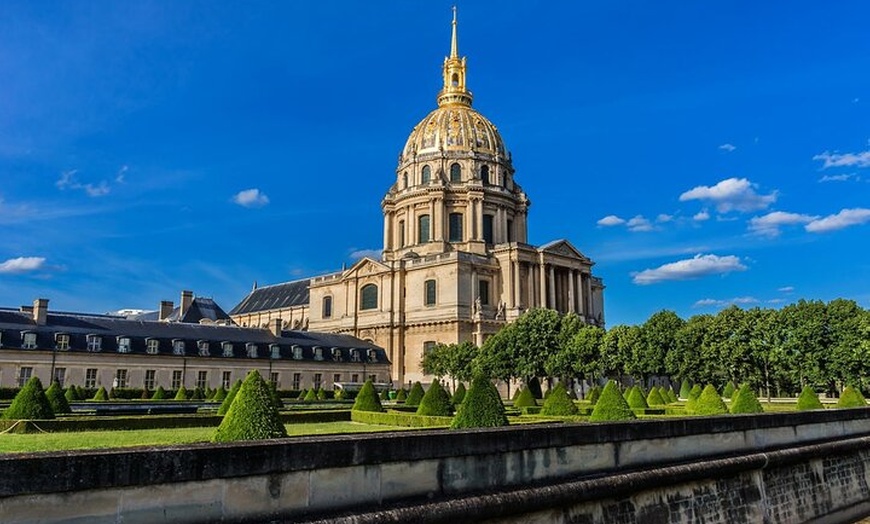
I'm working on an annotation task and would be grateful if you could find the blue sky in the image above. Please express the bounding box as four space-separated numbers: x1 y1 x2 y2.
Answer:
1 2 868 326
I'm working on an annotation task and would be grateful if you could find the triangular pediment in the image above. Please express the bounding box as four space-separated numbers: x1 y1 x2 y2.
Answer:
539 239 592 263
342 257 391 280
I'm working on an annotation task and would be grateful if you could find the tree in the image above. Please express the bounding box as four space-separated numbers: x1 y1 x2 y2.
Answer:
406 382 425 406
213 371 287 442
635 310 684 386
780 300 830 394
669 314 713 385
796 386 823 410
546 324 604 394
692 385 728 416
477 308 562 386
600 325 638 382
451 383 466 405
730 384 763 414
827 299 867 393
421 341 477 389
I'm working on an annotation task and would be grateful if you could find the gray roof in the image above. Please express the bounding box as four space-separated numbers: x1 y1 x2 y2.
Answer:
130 297 231 323
229 278 315 315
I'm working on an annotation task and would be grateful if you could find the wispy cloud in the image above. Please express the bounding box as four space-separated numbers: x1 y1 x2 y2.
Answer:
805 208 870 233
693 296 758 308
0 256 46 274
748 211 818 237
693 209 710 221
813 150 870 169
115 165 128 183
626 215 654 232
232 188 270 208
778 286 794 293
56 170 111 197
679 177 777 213
656 214 673 223
718 143 736 152
348 247 381 261
819 173 860 183
632 253 747 285
597 215 626 227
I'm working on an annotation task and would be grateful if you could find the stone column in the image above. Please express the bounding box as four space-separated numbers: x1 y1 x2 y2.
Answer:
512 260 520 308
409 206 417 245
577 272 585 317
548 266 556 311
538 257 547 308
586 275 593 319
383 212 391 251
527 263 535 308
429 199 436 242
568 269 575 313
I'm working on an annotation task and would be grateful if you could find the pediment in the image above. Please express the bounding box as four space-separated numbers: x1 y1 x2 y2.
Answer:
539 239 592 263
342 257 390 279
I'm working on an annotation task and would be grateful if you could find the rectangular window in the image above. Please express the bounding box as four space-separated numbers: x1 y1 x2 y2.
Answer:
117 337 131 353
270 372 279 388
292 345 303 360
196 371 208 390
448 212 464 242
222 342 234 357
173 340 185 355
246 343 258 358
333 373 341 385
55 333 70 351
115 369 128 389
399 220 405 247
418 214 430 244
482 214 494 244
292 373 301 390
314 373 322 390
423 341 437 354
171 370 183 390
314 347 323 361
322 296 332 318
479 280 490 306
198 341 210 356
270 344 281 359
351 349 361 362
146 339 159 354
424 279 437 306
87 335 102 352
85 368 98 388
22 332 37 349
144 370 156 390
17 367 33 387
54 367 66 387
221 371 231 389
369 374 377 383
351 373 359 383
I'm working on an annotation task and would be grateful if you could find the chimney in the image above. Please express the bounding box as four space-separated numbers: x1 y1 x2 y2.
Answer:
180 290 194 318
33 298 49 325
159 301 174 321
269 318 282 337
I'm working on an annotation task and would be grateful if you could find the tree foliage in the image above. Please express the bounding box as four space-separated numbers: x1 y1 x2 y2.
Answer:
837 386 867 408
218 379 243 416
513 386 537 408
452 383 467 405
692 385 728 416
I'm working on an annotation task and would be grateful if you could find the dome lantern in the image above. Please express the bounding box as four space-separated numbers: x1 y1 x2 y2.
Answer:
437 7 473 108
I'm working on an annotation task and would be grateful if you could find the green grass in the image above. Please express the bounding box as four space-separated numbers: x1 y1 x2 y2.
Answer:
0 422 406 454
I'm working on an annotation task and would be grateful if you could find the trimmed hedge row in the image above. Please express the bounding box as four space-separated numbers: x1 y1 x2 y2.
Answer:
351 410 452 428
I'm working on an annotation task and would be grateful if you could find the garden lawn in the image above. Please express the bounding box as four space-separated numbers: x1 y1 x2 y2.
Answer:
0 422 407 454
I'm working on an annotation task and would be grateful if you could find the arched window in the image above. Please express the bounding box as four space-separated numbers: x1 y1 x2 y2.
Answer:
451 73 459 87
421 165 431 184
450 163 462 183
322 296 333 318
480 165 490 185
449 212 463 242
424 279 437 306
403 172 408 188
418 214 430 244
360 284 378 310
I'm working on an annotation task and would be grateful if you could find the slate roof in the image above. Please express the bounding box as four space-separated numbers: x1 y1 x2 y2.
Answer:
229 278 320 315
130 297 232 323
0 308 388 364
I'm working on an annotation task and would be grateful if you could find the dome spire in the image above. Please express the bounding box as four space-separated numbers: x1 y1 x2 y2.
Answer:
437 7 473 107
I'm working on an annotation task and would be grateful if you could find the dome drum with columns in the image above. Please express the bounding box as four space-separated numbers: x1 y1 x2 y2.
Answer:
230 9 605 386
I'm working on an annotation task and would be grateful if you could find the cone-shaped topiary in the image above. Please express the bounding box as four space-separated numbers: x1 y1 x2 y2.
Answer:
335 388 346 400
416 380 454 416
679 379 692 399
512 386 522 401
151 386 167 400
646 386 666 406
450 375 507 429
395 388 407 402
268 383 283 411
685 384 703 412
796 386 824 410
452 383 467 405
666 387 678 403
46 381 71 415
380 389 390 401
722 381 736 399
693 385 728 415
406 381 425 407
837 386 867 408
303 388 317 402
730 384 763 414
92 386 108 401
64 386 78 402
627 386 649 409
141 389 151 400
213 386 227 402
590 380 636 422
351 380 384 412
174 386 189 401
205 388 215 400
213 370 287 442
513 386 537 408
218 379 243 415
3 376 54 420
296 388 307 400
192 387 205 400
540 383 579 416
587 385 602 405
316 388 327 400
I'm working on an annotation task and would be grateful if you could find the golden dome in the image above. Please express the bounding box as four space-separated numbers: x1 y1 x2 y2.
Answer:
402 106 506 158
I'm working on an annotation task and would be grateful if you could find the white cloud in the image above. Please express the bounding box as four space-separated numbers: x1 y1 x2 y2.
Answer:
656 214 673 223
631 253 747 285
813 150 870 169
115 165 128 183
679 178 777 213
348 248 382 260
805 208 870 233
778 286 794 293
0 256 46 274
693 210 710 221
56 169 112 197
819 173 860 183
767 298 786 304
693 296 758 308
626 215 653 232
232 188 270 208
718 143 736 152
748 211 818 237
597 215 625 227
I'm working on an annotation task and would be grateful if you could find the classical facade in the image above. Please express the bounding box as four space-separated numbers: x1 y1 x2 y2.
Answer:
231 12 605 385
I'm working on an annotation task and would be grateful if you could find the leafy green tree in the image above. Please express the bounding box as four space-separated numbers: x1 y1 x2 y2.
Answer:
600 324 640 382
416 380 454 416
540 383 579 416
4 377 54 420
450 375 507 429
669 314 713 384
780 300 831 394
589 380 636 422
352 380 384 412
827 299 868 393
477 308 562 387
635 310 684 384
744 307 787 402
213 371 287 442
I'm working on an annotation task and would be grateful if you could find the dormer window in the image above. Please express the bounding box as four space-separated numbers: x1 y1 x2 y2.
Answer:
222 341 234 357
351 349 361 362
117 336 132 353
172 339 185 355
197 340 210 356
332 347 342 362
86 334 102 352
246 343 258 358
269 344 281 359
314 346 323 361
55 333 70 351
292 345 303 360
368 349 378 363
21 332 37 349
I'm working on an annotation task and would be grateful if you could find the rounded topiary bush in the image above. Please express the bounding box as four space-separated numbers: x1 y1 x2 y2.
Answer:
45 381 71 415
213 371 287 442
151 386 167 400
796 386 823 410
587 385 602 405
540 383 579 416
395 388 407 402
450 375 507 429
92 386 108 401
693 385 728 415
212 386 227 402
837 386 867 408
730 384 763 414
303 388 317 402
174 386 189 401
64 386 78 402
646 387 666 406
627 386 649 409
416 380 454 417
4 377 55 420
722 381 736 399
452 383 466 405
406 382 425 407
218 379 243 416
513 386 537 409
352 380 384 413
590 380 636 422
684 384 703 412
679 379 692 399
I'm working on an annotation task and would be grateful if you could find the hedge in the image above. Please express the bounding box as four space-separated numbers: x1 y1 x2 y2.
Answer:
796 386 824 410
416 380 454 417
395 389 407 402
722 382 736 399
626 386 649 409
589 380 636 422
152 386 168 400
351 410 451 428
693 385 728 415
679 379 692 399
351 380 384 413
587 385 602 405
646 387 666 406
539 383 578 416
450 375 508 429
730 384 763 414
684 384 703 412
837 386 867 408
513 386 537 409
92 386 109 402
174 387 189 401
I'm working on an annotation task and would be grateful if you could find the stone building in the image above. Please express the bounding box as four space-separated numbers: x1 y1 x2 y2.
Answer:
230 11 605 386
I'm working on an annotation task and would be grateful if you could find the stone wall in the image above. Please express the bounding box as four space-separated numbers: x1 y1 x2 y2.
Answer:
1 409 870 523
